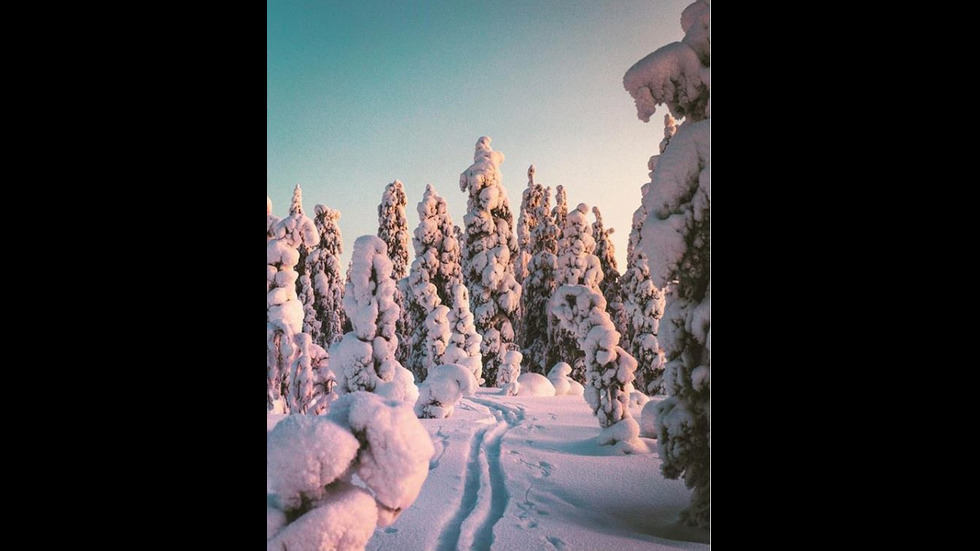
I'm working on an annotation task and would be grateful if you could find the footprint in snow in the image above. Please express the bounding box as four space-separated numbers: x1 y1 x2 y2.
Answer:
546 535 567 550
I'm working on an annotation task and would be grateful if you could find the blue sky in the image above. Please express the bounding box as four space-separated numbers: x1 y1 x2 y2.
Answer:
268 0 690 271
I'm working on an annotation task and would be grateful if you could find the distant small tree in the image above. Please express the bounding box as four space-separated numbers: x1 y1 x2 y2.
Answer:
306 205 347 349
592 206 626 338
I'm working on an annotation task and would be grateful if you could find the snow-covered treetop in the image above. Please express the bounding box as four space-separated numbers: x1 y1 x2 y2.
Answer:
289 185 304 216
459 136 507 211
623 1 710 123
313 204 343 258
275 185 319 250
553 185 568 230
344 235 398 342
528 164 535 183
592 206 618 273
267 196 273 215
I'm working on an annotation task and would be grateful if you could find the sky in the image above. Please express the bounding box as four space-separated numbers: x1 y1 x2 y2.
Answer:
268 0 690 272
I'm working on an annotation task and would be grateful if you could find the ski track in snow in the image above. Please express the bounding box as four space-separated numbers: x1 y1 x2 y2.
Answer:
435 396 526 551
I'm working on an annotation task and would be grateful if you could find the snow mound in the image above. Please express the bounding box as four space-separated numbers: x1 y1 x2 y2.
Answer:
640 398 660 438
414 363 478 419
267 392 434 548
515 372 556 397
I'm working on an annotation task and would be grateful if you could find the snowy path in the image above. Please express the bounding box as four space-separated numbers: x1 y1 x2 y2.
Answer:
271 389 709 550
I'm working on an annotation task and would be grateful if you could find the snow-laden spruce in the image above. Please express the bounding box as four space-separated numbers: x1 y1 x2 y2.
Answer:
267 391 434 549
329 235 418 407
378 180 412 367
305 205 347 349
515 165 544 285
414 363 478 419
404 185 478 382
621 115 674 373
623 252 666 395
378 180 410 280
624 0 710 528
518 179 559 374
267 185 321 413
267 197 280 245
549 202 604 382
550 284 640 451
592 206 626 338
459 136 521 386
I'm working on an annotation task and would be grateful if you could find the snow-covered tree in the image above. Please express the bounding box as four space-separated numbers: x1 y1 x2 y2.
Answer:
329 235 419 406
497 343 522 394
404 185 470 381
623 252 666 394
515 165 544 285
267 392 434 548
518 178 558 374
550 284 640 451
442 284 483 383
592 206 626 337
304 205 347 349
378 180 410 280
548 202 604 382
623 0 710 528
267 197 280 245
459 136 521 385
552 184 568 233
267 185 320 413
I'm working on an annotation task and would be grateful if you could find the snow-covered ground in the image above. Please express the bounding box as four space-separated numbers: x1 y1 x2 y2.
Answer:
268 388 709 550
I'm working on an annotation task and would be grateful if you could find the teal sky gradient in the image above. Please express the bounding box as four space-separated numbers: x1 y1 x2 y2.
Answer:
268 0 690 271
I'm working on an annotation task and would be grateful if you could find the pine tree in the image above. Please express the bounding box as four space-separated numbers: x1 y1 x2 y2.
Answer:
515 165 543 285
267 185 320 413
550 284 640 450
378 180 410 280
329 235 418 406
623 0 710 528
518 175 558 374
404 185 471 382
548 203 603 382
305 205 347 349
592 206 626 339
623 252 666 394
458 136 522 385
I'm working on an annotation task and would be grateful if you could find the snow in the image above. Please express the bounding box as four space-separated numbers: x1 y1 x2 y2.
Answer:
268 389 710 550
268 392 435 549
415 363 478 419
514 372 556 397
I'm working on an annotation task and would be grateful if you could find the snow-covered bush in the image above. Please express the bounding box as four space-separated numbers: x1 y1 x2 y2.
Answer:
459 136 522 385
329 236 418 407
267 391 435 549
414 363 478 419
267 197 281 245
549 203 604 382
496 344 522 393
306 205 347 349
514 372 556 397
547 362 584 396
518 172 558 374
267 185 320 413
550 284 639 449
639 398 659 438
624 0 710 528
